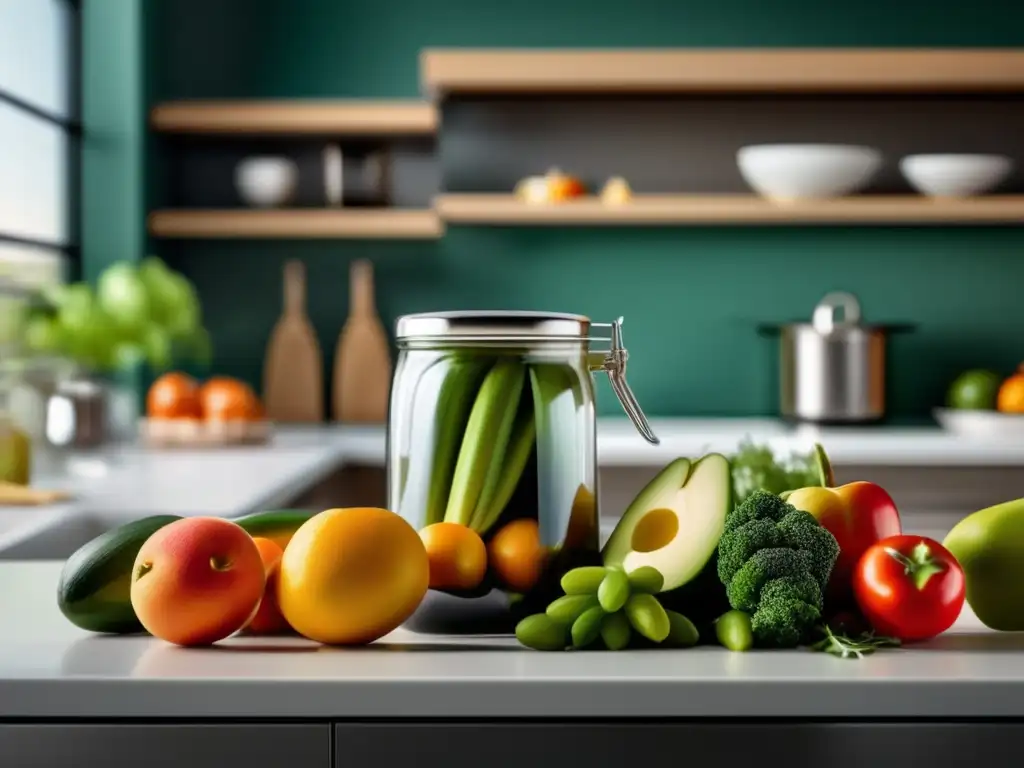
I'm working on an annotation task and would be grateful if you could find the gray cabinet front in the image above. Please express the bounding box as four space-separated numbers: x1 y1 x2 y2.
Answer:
0 724 330 768
335 722 1024 768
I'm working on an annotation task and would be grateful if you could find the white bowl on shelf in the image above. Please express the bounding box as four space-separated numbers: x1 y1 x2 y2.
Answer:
736 144 883 201
900 154 1014 198
234 156 298 208
933 408 1024 439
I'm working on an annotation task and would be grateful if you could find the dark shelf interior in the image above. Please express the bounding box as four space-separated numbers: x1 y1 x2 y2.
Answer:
440 94 1024 195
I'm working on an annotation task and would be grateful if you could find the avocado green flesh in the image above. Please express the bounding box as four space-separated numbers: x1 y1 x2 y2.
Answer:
601 454 732 593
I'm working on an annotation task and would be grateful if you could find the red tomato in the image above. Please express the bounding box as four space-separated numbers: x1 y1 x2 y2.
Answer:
853 534 965 642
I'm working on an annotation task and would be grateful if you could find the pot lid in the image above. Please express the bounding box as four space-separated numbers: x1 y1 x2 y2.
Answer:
757 292 916 336
396 310 591 341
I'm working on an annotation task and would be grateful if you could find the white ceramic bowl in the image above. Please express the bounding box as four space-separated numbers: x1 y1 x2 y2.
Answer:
934 408 1024 439
737 144 883 201
234 156 298 208
900 154 1013 198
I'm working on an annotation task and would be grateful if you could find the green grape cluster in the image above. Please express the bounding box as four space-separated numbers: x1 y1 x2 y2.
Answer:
514 565 700 652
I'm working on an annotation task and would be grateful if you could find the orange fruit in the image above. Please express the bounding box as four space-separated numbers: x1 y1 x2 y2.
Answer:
147 372 202 419
487 518 546 593
998 366 1024 413
276 507 429 645
418 522 487 590
199 376 262 421
244 537 290 635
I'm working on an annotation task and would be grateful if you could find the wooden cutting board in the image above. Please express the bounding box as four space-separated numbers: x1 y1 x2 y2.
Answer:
263 259 324 423
0 481 70 506
332 259 392 423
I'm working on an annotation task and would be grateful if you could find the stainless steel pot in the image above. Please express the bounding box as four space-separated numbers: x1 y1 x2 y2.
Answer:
759 292 914 424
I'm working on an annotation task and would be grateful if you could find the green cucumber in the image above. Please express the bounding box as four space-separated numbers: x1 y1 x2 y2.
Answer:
57 515 182 634
234 509 316 550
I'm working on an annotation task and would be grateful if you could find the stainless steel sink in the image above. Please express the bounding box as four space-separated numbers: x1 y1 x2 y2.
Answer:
0 514 126 561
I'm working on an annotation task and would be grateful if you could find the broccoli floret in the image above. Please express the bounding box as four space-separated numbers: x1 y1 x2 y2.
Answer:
751 579 823 647
726 548 819 612
716 518 782 584
777 510 840 590
717 489 839 648
724 488 793 531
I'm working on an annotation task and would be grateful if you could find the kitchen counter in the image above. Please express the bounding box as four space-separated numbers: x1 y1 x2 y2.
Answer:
3 560 1024 720
601 417 1024 467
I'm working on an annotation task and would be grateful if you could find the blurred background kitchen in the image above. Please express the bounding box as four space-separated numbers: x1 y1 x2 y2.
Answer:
2 0 1024 560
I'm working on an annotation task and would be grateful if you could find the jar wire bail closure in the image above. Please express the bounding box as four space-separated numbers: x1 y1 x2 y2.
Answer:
589 317 659 446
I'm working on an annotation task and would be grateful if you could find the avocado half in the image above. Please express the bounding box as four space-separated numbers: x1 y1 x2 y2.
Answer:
601 454 732 593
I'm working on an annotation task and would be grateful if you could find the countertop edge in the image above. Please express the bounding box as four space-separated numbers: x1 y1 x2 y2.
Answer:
4 678 1022 719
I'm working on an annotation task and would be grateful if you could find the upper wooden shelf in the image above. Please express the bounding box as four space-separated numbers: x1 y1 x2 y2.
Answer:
421 49 1024 95
435 194 1024 225
150 100 438 136
148 209 444 239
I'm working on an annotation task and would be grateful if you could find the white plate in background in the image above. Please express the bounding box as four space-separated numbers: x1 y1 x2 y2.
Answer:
933 408 1024 439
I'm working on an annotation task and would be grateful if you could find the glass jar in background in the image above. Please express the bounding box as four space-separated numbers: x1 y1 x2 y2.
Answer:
0 374 31 486
389 312 658 634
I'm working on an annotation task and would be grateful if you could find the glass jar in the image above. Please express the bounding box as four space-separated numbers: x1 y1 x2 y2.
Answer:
388 312 658 634
0 414 30 485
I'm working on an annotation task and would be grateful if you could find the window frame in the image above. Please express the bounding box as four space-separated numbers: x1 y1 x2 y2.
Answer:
0 0 82 279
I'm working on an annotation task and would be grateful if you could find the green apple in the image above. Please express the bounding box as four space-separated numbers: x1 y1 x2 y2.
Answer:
943 498 1024 631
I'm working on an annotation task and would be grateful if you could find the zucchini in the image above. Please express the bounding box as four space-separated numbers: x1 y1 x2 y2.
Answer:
234 509 316 551
57 515 182 634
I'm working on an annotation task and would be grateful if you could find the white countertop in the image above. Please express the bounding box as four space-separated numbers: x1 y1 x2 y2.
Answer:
601 417 1024 467
2 560 1022 719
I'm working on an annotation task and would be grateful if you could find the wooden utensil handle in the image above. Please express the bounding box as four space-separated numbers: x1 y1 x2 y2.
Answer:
284 260 306 314
350 259 375 316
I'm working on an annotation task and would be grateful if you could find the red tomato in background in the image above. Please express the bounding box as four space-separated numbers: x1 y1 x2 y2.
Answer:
853 534 965 642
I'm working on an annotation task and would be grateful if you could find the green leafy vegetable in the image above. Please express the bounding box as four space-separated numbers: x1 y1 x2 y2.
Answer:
731 438 823 505
18 256 212 375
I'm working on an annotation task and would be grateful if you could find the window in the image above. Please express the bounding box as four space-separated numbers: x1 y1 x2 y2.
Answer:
0 0 81 294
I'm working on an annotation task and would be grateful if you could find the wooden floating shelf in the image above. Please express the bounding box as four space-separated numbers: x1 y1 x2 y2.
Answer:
148 209 444 239
422 49 1024 95
150 100 438 136
434 194 1024 225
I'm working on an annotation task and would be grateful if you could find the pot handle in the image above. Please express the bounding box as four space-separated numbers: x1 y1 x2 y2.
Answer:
589 317 660 445
812 291 861 334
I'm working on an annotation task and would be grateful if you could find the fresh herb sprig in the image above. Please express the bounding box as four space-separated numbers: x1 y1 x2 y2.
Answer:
809 624 901 659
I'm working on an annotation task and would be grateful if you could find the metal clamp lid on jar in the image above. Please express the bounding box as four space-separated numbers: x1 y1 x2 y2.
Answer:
395 311 659 445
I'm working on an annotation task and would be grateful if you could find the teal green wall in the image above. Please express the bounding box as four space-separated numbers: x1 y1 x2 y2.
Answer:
139 0 1024 418
82 0 145 282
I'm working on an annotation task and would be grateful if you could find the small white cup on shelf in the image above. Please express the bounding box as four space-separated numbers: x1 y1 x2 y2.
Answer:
235 156 299 208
